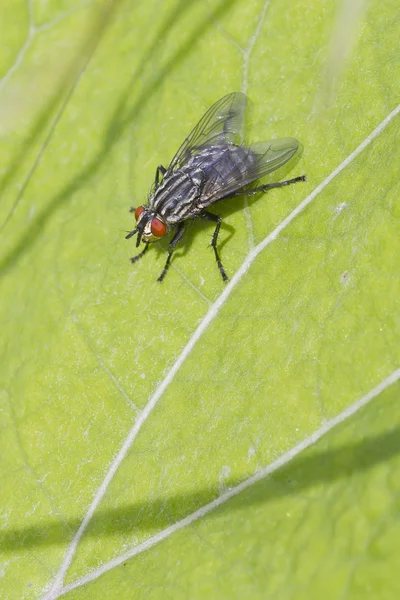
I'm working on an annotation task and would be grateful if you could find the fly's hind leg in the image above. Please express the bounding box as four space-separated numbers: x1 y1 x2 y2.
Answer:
131 243 149 264
201 211 229 282
226 175 306 198
157 222 185 282
249 175 306 195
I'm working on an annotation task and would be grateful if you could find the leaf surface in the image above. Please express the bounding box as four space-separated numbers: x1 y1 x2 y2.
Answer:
0 1 399 598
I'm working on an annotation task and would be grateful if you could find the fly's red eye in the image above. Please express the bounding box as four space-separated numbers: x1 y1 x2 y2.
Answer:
134 206 144 221
151 218 167 238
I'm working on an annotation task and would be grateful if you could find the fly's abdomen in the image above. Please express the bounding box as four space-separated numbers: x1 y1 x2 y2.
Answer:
187 144 258 205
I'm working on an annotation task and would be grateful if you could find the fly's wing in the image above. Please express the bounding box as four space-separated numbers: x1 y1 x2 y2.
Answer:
165 92 246 175
200 137 300 203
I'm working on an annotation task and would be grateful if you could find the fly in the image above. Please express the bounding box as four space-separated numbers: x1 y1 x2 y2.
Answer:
126 92 306 282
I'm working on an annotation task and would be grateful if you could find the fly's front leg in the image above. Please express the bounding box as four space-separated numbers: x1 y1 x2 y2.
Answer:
131 243 149 264
157 222 185 282
226 175 307 198
155 165 167 187
201 211 229 282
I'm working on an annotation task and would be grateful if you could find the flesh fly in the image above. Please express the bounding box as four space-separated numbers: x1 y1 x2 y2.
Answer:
126 92 305 282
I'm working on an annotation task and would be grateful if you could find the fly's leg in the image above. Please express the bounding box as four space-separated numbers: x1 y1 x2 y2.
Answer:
250 175 306 195
157 222 185 282
201 211 229 282
225 175 306 198
155 165 167 187
131 243 149 264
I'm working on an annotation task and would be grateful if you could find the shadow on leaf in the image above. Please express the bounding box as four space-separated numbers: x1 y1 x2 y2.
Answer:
2 425 399 552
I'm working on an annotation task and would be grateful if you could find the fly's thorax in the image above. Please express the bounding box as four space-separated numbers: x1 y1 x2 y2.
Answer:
150 168 204 224
134 205 168 243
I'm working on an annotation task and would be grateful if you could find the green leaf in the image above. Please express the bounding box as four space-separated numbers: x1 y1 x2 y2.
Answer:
1 0 399 599
64 381 400 600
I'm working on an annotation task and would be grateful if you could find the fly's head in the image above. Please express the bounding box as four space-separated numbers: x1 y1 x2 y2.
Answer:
126 205 168 247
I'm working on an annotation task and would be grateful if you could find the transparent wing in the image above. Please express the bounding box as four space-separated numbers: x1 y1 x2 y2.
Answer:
200 137 300 203
165 92 247 175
